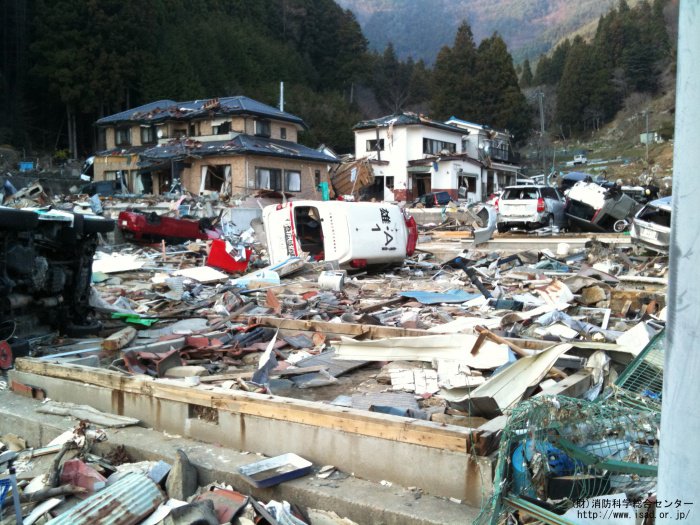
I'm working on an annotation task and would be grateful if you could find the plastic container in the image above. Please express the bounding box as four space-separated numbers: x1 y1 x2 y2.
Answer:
238 453 312 488
206 239 251 273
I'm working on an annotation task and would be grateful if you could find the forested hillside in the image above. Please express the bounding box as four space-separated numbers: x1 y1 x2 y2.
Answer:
1 0 369 155
524 0 673 136
1 0 529 157
0 0 675 160
337 0 624 63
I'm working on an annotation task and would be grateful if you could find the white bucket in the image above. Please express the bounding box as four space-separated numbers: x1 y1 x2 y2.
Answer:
556 242 571 257
318 270 345 291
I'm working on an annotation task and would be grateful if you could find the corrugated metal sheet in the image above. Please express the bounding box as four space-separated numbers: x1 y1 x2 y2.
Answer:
47 472 164 525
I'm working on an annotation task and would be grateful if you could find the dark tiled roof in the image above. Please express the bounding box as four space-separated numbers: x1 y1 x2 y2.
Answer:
139 135 338 164
97 96 306 128
353 112 463 134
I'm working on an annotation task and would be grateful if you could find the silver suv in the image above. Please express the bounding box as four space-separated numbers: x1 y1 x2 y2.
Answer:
496 185 567 233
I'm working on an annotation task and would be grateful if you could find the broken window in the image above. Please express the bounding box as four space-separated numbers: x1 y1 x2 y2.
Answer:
139 174 153 194
459 175 477 194
140 126 156 145
200 165 228 193
255 119 271 138
637 205 671 227
115 126 131 146
285 170 301 192
255 168 282 190
213 121 230 135
366 139 384 152
423 138 456 155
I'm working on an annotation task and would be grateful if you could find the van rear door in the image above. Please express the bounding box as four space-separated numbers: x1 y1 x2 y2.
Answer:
499 187 540 220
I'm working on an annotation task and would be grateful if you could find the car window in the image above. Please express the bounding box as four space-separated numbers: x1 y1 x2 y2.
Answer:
637 205 671 227
541 187 558 199
502 187 539 200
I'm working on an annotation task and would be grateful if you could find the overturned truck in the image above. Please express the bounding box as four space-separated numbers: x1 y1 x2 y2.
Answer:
0 206 114 367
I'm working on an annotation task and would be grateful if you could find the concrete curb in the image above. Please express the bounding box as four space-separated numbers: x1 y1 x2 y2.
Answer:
0 390 482 524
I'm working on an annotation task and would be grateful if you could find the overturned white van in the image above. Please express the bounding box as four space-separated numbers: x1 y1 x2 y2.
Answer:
262 201 417 269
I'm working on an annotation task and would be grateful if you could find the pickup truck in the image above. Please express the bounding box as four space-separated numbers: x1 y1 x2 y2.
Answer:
565 154 588 167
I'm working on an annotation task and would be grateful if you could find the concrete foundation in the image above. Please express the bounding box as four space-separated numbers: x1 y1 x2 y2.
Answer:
0 389 482 525
9 361 495 507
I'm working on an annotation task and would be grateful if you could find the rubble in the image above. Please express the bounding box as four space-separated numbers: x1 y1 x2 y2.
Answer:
0 182 672 523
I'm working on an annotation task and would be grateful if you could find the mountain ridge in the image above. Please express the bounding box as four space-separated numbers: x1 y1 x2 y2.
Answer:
336 0 628 63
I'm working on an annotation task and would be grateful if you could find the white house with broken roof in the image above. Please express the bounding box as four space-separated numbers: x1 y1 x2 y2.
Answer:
352 113 520 202
92 96 338 198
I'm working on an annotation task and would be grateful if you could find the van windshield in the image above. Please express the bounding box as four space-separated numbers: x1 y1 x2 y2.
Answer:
502 188 539 200
294 206 325 261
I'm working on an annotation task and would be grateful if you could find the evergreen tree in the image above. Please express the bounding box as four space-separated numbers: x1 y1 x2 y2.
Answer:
520 59 533 87
431 21 479 120
474 34 530 141
372 43 412 114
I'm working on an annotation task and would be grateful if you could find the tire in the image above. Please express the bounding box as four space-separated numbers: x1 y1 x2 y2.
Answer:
0 207 39 232
65 320 102 337
497 223 509 234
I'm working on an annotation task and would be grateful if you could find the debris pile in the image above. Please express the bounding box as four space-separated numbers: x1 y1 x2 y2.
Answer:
0 418 359 524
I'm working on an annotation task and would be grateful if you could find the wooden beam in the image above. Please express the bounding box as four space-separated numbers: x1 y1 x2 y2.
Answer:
238 315 433 339
14 358 470 453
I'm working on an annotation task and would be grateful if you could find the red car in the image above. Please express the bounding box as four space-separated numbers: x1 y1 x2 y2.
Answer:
118 210 220 243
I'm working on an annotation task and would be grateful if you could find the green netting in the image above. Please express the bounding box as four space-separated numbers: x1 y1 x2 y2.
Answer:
476 396 660 524
609 330 664 410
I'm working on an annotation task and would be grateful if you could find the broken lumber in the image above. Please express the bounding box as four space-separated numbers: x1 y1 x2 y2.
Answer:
101 326 137 353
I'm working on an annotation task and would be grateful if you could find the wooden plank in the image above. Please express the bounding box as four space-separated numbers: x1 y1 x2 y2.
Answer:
239 316 434 339
14 358 469 453
535 369 594 398
199 365 327 383
101 326 137 353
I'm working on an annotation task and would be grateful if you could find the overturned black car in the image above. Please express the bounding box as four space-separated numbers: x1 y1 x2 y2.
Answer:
0 206 114 368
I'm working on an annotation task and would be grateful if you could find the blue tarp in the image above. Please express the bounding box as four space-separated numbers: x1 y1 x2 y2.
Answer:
400 289 481 305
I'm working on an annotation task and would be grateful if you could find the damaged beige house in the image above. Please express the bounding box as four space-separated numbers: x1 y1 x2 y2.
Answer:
93 96 338 198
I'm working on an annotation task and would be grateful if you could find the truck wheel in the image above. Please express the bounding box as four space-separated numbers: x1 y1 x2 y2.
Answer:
497 223 509 234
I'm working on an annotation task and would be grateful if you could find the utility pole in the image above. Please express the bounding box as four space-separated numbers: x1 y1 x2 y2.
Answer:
658 3 700 523
537 92 546 181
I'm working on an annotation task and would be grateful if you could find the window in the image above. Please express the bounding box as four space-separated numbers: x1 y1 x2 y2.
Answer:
213 121 230 135
115 126 131 146
286 170 301 192
280 127 287 140
423 138 456 155
541 187 559 199
140 126 156 145
366 139 384 152
459 175 476 194
385 176 395 190
202 165 227 192
255 119 271 137
174 128 187 139
97 128 107 151
314 170 321 187
255 167 282 190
